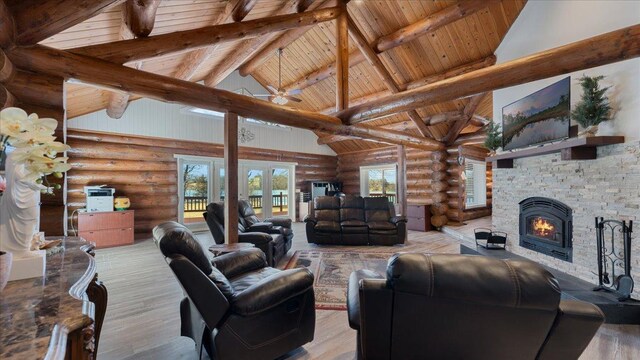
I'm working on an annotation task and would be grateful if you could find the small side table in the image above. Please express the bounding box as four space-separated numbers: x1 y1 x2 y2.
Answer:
208 243 255 257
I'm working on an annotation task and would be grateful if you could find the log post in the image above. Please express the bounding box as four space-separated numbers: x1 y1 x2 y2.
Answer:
430 150 449 228
123 0 161 38
397 145 407 217
335 0 349 111
224 112 239 244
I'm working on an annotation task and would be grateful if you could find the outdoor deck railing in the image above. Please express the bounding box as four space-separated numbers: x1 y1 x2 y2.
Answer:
184 193 288 212
369 193 396 203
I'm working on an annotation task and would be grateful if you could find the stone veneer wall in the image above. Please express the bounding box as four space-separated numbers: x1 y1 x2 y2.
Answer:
492 141 640 298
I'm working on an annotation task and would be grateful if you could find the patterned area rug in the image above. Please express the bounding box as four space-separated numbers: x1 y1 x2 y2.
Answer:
284 250 393 311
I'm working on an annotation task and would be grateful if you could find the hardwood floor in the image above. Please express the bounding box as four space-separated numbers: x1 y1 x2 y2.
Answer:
94 222 639 360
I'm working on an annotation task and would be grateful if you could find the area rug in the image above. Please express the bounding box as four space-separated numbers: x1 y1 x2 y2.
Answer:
284 250 391 310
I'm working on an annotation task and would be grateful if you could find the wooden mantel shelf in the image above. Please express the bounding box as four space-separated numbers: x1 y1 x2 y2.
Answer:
486 136 625 168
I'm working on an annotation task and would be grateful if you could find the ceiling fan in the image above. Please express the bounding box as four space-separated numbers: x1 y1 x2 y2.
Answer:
255 49 302 105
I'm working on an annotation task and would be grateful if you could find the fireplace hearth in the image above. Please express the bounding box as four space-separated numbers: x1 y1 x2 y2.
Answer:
519 197 573 262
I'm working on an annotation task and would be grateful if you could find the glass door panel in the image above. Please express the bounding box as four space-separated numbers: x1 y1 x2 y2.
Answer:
247 169 264 216
180 161 211 225
218 168 225 202
271 168 289 216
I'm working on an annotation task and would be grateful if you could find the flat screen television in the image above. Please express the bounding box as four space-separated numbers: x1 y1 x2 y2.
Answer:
502 77 571 151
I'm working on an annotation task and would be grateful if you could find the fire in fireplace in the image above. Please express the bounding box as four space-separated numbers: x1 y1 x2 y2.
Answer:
519 197 573 262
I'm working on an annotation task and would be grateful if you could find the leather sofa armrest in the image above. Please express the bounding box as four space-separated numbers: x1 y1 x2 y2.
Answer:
348 270 384 330
390 216 407 224
238 232 273 246
168 255 230 329
247 222 274 232
232 268 314 316
303 215 317 224
357 278 393 360
537 300 605 360
211 248 268 278
265 217 292 228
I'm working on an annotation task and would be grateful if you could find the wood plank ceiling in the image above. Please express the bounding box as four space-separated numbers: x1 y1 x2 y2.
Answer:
39 0 527 154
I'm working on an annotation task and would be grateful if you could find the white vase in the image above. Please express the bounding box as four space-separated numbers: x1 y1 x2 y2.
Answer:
0 151 41 257
596 120 616 136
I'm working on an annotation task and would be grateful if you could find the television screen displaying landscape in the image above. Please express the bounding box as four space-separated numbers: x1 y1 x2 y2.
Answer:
502 77 571 150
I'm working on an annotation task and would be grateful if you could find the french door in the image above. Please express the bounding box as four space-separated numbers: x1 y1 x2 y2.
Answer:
176 155 296 229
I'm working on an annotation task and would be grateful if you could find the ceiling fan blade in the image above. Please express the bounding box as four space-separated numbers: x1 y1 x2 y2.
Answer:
287 89 302 95
266 85 278 93
253 94 272 97
284 95 302 103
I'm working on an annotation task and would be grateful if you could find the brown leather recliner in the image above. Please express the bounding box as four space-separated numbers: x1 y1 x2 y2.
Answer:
153 222 315 360
304 196 406 245
347 253 604 360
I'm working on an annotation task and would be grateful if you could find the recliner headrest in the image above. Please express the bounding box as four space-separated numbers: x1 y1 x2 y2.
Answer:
340 195 364 209
315 196 339 210
386 253 561 311
364 197 391 210
238 199 255 218
153 221 213 275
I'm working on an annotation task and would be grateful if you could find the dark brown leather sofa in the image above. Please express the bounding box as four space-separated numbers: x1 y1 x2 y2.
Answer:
153 222 315 360
347 253 605 360
304 196 406 245
204 201 292 266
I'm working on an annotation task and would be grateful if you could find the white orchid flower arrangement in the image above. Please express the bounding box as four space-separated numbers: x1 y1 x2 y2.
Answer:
0 107 71 194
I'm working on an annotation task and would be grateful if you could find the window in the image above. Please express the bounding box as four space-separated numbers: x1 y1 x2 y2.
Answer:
360 165 397 203
464 160 487 208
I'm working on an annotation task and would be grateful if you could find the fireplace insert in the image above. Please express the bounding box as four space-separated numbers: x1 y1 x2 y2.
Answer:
519 197 572 262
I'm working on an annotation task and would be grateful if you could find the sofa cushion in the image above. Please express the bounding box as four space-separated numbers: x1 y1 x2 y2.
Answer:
340 196 365 222
239 199 261 226
315 221 341 233
364 197 392 222
367 221 396 231
315 196 340 210
341 220 367 227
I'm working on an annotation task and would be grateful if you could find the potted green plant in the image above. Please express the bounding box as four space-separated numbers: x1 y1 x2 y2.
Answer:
484 121 502 156
571 75 612 137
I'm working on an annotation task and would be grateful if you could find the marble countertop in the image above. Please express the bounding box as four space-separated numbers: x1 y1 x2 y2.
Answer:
0 237 96 359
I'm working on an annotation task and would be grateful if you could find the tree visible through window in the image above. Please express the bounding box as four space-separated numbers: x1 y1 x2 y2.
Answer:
360 165 397 203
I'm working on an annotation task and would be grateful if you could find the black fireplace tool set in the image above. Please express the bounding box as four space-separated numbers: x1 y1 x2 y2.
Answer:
594 218 634 301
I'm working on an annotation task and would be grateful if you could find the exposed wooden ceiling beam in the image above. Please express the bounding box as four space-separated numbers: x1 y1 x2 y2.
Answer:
7 0 123 45
347 13 433 139
443 92 487 144
10 45 443 151
69 6 341 64
335 0 349 111
106 1 161 119
232 0 258 22
375 0 495 53
123 0 161 38
238 0 333 77
171 0 246 82
316 56 495 123
338 24 640 124
282 0 492 92
202 0 321 87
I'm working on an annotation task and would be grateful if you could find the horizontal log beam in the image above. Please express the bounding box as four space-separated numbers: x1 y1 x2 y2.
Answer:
0 49 15 82
338 24 640 124
283 0 491 92
69 6 341 64
0 1 15 48
8 0 122 45
317 56 496 116
1 84 15 108
12 45 442 150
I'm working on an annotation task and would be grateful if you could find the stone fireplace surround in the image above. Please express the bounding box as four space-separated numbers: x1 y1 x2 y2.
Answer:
492 141 640 298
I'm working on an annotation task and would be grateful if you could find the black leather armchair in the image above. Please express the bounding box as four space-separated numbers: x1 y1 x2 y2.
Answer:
204 202 288 266
153 222 316 360
348 253 604 360
238 199 293 250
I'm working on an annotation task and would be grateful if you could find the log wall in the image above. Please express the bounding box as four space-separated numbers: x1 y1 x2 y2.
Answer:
66 129 337 236
337 144 493 227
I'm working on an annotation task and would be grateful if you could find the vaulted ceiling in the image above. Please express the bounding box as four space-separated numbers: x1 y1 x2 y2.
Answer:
37 0 527 154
